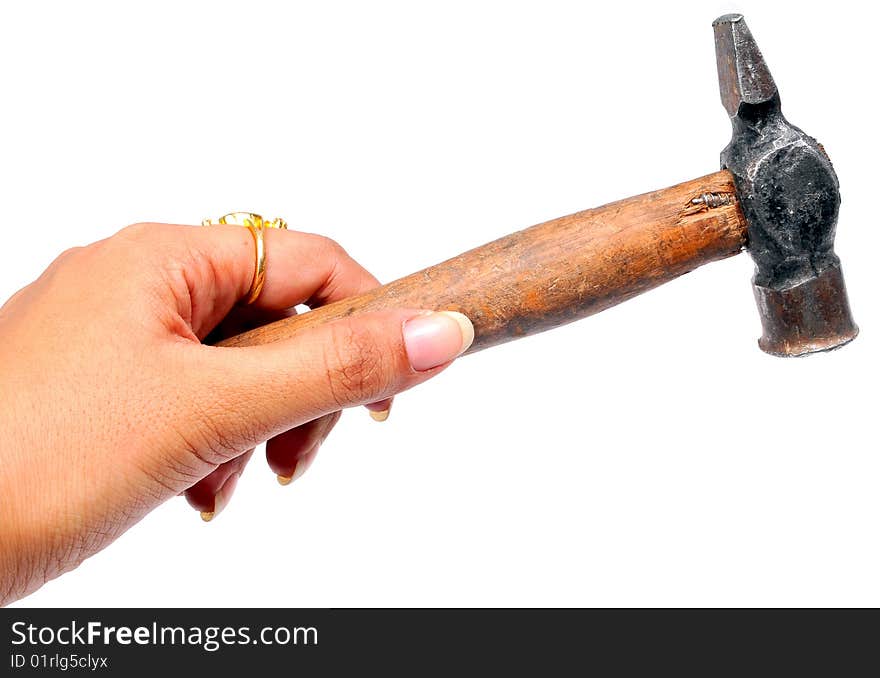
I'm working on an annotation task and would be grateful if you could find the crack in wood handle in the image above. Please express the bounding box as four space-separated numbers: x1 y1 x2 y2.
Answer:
217 170 747 353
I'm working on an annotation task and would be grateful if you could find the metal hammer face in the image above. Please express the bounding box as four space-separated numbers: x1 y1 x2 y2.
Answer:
713 14 858 356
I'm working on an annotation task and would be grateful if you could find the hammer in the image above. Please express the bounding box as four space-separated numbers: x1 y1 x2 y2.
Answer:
219 14 857 358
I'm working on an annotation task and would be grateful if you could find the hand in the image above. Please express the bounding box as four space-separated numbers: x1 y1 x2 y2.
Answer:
0 223 473 605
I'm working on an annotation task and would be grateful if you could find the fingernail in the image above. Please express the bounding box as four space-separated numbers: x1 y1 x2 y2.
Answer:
367 399 392 422
403 311 474 372
276 445 319 487
200 473 240 522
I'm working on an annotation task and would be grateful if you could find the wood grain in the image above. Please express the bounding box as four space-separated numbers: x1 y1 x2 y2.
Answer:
218 170 747 353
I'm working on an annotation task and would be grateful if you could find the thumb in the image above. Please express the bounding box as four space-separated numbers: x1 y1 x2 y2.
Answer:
188 309 474 448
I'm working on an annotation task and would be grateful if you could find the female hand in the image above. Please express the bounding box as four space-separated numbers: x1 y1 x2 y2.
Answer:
0 222 473 605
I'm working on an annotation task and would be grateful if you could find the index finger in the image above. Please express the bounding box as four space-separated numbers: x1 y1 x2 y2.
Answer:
180 225 381 338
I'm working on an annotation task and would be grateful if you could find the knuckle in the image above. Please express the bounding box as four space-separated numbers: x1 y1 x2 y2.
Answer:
323 320 390 406
117 222 153 238
52 246 85 266
115 222 178 245
314 234 348 260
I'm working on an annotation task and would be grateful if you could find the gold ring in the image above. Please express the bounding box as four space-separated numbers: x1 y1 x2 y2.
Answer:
201 212 288 304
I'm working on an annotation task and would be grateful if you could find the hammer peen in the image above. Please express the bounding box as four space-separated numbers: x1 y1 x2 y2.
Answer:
218 14 857 358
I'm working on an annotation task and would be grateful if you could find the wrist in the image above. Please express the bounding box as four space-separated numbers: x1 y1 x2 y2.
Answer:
0 401 55 604
0 477 36 605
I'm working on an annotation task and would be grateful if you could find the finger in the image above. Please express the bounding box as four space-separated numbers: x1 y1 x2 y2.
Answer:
267 411 340 485
182 309 474 454
183 449 254 521
176 225 381 338
364 398 393 422
179 224 395 419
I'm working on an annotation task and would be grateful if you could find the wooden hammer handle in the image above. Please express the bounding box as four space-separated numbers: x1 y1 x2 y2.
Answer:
218 170 747 353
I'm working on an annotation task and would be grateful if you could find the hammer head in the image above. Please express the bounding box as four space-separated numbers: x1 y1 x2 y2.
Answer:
712 14 858 356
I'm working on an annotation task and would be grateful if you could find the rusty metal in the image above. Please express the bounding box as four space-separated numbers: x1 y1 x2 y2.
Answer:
712 14 858 355
691 192 735 209
754 262 857 356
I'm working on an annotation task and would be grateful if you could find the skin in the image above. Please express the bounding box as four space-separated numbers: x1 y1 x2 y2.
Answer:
0 223 468 605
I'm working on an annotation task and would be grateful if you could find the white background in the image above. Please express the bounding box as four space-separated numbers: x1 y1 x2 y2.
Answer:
2 0 876 607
